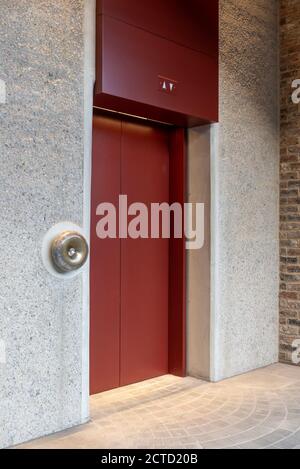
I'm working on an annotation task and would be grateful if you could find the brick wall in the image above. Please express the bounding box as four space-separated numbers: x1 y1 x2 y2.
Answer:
280 0 300 365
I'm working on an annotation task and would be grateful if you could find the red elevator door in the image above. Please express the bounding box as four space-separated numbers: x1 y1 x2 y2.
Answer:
90 114 170 395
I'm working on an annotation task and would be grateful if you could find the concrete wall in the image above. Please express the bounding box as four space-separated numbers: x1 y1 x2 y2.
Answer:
0 0 95 448
211 0 279 381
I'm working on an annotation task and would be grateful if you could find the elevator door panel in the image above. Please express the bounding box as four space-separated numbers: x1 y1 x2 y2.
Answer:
90 115 170 395
120 121 170 386
90 116 121 395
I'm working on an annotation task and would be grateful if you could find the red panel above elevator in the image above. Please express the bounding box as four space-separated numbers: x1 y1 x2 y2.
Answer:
97 0 218 58
95 0 219 127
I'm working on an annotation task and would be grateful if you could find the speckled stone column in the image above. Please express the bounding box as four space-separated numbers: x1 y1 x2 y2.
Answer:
211 0 280 380
0 0 94 448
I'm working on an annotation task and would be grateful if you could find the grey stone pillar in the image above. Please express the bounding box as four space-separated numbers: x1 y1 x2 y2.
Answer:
0 0 95 448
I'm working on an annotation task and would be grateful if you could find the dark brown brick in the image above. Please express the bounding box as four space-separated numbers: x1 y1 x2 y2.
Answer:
280 0 300 366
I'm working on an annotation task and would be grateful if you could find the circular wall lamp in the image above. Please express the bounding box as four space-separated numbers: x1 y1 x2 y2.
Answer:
51 231 89 274
42 222 89 279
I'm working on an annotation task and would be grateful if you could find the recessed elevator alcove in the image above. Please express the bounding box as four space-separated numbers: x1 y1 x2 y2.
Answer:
90 0 218 395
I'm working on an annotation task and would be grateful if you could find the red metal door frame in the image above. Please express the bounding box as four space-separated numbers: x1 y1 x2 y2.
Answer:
90 112 186 394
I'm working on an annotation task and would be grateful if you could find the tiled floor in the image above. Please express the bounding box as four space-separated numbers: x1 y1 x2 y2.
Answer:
17 364 300 450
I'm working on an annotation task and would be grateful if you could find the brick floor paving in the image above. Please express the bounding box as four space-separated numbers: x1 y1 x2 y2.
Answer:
17 364 300 449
